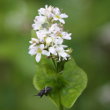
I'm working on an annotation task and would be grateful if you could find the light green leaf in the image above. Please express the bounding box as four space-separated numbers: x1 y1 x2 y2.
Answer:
33 57 87 108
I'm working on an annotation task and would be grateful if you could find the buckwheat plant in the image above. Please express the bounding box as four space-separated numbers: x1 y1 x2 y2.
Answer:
28 5 87 110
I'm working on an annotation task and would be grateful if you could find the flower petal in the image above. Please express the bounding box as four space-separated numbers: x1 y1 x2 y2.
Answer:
54 38 63 44
42 50 50 56
40 44 44 49
49 47 57 55
28 48 36 55
62 32 71 40
46 37 52 45
59 19 65 24
35 53 41 62
60 13 68 18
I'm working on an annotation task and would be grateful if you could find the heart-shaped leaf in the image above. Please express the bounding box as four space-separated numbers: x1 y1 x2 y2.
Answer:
33 57 87 108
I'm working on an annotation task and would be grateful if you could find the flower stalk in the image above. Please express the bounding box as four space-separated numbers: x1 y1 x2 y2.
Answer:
59 93 64 110
51 58 57 70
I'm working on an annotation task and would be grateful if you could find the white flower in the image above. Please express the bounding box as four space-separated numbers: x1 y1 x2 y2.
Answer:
32 16 47 30
36 29 49 42
56 45 70 60
29 38 39 45
54 37 63 45
49 45 70 61
38 5 53 18
52 8 68 24
29 44 50 62
35 16 47 23
29 46 37 55
60 32 71 40
29 5 72 63
49 46 57 55
29 38 39 49
45 37 53 45
49 23 62 33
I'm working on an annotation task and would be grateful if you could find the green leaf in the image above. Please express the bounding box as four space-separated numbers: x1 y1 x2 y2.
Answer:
33 57 87 108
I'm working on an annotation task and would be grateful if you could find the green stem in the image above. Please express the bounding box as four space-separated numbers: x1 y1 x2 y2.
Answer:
59 103 64 110
52 58 57 70
56 62 58 73
59 92 64 110
52 58 64 110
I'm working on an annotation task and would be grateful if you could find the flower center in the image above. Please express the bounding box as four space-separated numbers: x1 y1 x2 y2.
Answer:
56 32 62 37
56 15 61 19
37 48 42 53
32 41 37 44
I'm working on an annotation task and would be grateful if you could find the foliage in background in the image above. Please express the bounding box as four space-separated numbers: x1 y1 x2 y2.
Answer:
0 0 110 110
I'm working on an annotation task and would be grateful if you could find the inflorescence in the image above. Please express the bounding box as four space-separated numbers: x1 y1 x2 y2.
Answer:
29 5 72 62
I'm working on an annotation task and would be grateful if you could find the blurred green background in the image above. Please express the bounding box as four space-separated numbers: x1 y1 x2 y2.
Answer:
0 0 110 110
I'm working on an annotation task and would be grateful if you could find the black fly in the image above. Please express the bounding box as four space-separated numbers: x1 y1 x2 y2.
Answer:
35 87 52 97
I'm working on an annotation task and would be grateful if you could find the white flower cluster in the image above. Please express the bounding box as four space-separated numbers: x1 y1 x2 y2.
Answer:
29 5 72 62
